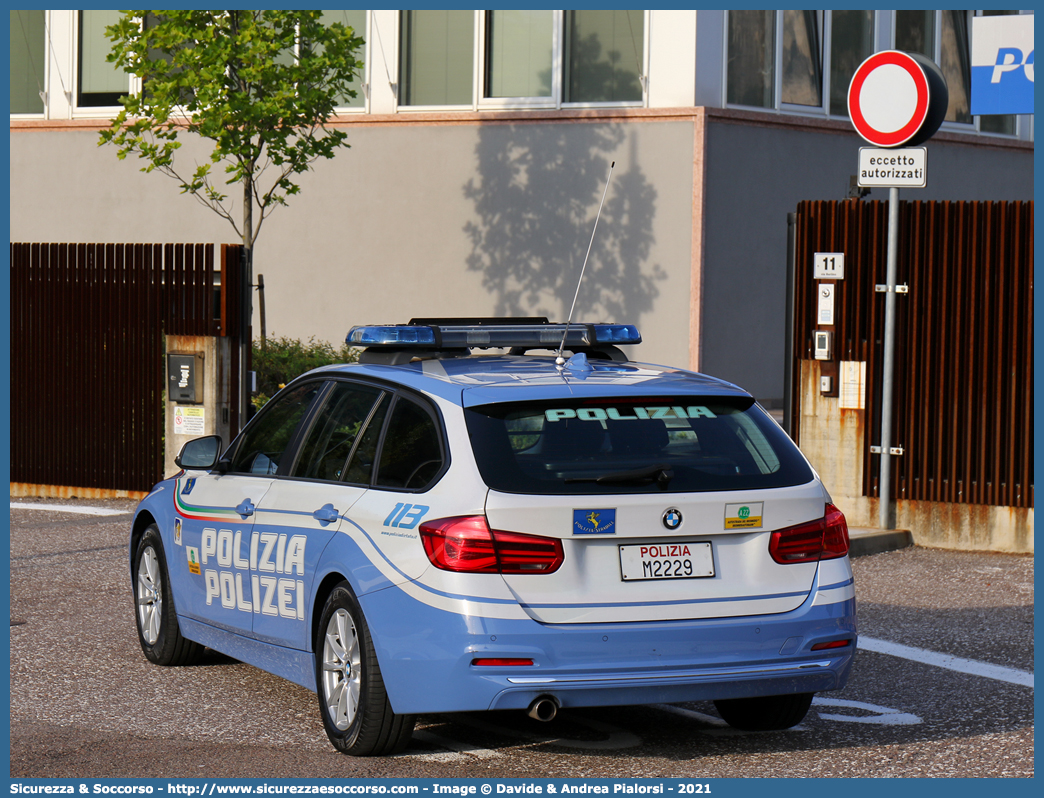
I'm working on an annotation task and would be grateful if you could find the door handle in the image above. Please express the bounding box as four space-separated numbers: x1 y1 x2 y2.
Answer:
313 504 341 524
235 499 255 518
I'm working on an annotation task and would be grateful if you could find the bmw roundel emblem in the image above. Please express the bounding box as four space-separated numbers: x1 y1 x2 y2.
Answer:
662 508 682 530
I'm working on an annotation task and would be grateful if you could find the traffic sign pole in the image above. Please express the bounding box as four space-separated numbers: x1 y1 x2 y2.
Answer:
848 50 948 531
878 186 900 530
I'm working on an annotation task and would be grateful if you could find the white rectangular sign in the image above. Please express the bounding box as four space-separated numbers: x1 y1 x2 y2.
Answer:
839 361 866 410
818 284 835 326
858 147 927 188
814 252 845 280
173 405 205 436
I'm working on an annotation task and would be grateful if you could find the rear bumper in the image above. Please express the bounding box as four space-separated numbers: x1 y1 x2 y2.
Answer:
360 569 857 715
488 655 850 711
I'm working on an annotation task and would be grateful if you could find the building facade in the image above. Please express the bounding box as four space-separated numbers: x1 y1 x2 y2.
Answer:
10 9 1034 409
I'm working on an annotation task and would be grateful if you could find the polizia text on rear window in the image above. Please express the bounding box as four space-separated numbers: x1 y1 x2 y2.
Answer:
464 396 813 495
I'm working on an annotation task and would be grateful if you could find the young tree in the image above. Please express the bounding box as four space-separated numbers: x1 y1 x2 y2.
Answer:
99 10 363 421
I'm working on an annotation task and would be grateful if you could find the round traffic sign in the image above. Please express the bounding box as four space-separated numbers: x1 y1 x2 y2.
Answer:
848 50 948 147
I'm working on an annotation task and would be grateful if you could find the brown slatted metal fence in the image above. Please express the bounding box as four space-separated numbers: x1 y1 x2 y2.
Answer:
791 200 1033 509
10 242 243 494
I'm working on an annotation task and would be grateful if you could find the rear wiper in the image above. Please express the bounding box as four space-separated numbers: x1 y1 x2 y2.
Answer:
564 464 675 489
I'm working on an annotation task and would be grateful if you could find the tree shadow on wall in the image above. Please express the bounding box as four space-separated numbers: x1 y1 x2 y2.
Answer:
462 126 665 322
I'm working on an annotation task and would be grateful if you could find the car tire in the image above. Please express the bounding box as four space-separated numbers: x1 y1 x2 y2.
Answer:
713 692 814 731
134 524 203 666
316 581 416 756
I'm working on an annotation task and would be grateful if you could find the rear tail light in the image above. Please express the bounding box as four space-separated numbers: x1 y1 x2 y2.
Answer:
420 515 564 574
769 503 850 564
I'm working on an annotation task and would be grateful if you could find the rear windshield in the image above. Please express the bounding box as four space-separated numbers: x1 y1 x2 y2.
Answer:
464 396 813 495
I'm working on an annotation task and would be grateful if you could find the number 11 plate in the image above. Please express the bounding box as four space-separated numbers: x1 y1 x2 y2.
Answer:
619 541 714 581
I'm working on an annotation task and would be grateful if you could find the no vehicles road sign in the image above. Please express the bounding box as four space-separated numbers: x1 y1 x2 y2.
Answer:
848 51 948 148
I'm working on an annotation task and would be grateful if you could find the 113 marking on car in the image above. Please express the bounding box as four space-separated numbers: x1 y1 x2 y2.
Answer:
384 503 430 529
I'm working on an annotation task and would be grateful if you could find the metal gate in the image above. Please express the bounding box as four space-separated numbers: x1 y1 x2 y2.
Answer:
789 200 1033 510
10 242 244 495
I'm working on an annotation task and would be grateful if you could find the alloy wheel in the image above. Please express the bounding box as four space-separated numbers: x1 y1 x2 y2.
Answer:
322 608 362 730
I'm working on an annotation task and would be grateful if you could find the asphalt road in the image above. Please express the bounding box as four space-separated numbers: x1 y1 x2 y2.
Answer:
8 498 1034 779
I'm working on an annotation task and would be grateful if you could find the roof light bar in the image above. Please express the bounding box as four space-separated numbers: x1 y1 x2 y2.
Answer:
346 322 641 350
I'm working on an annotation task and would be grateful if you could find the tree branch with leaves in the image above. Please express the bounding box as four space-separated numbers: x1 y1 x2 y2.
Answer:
100 9 362 268
100 10 362 421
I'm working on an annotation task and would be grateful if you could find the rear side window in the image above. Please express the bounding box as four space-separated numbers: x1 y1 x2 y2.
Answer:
342 396 389 486
464 397 813 494
374 397 444 491
291 382 383 481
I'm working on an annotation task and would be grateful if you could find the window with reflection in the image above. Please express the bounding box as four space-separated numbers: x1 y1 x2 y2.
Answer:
343 396 388 485
564 10 644 103
79 10 130 107
727 10 775 108
895 10 935 58
400 10 474 106
485 10 553 99
939 10 971 124
292 382 383 481
230 382 324 475
829 10 874 116
375 397 444 491
321 10 366 108
781 11 821 107
10 10 45 114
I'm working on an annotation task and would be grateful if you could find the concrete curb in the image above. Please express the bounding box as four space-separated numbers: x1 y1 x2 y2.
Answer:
848 527 915 557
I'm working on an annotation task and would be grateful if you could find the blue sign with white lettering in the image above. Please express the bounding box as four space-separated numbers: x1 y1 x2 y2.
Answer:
971 15 1034 116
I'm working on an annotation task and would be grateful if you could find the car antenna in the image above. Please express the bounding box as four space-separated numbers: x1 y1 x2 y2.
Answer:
556 160 615 368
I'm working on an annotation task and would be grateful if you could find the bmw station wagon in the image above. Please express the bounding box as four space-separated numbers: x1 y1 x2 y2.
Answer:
130 319 856 756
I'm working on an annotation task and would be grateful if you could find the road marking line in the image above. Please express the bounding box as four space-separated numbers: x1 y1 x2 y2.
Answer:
652 704 805 734
812 697 921 725
859 635 1033 688
456 713 642 750
10 502 128 516
409 730 501 760
652 703 728 727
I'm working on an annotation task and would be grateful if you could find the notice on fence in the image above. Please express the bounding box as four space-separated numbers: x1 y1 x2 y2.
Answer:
173 406 205 436
839 361 866 410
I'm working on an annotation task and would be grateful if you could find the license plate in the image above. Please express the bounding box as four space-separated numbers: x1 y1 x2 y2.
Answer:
619 541 714 581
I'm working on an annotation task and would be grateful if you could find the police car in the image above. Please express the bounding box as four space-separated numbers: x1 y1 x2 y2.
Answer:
130 319 856 756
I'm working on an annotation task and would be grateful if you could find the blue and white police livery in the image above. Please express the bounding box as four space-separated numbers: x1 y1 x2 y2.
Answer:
129 319 856 756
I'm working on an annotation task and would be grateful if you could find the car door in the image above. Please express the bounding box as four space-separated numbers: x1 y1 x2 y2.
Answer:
172 380 325 637
337 392 450 589
250 380 387 650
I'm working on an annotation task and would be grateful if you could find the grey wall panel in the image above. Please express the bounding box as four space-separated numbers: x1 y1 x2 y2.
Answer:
11 121 695 371
700 120 1033 405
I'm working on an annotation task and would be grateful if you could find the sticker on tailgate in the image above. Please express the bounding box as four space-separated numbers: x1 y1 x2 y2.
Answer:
573 509 616 535
725 502 763 529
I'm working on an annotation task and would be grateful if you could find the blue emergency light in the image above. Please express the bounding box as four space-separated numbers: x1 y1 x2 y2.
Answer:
346 319 641 351
347 325 437 346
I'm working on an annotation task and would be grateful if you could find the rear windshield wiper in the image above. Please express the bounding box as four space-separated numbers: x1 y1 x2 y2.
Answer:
564 464 675 489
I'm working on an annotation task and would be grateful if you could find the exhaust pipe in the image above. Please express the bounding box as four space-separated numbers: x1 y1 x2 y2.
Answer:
527 696 559 722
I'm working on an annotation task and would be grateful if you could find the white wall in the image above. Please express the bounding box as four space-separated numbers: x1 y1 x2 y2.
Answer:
647 10 697 108
11 119 697 373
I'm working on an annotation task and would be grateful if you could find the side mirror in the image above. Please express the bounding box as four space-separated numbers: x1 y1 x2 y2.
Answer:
175 435 223 471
